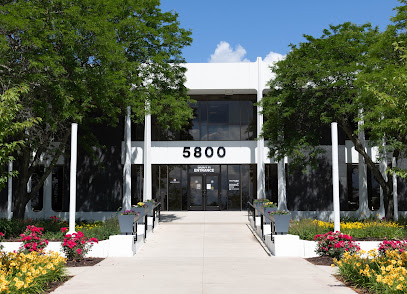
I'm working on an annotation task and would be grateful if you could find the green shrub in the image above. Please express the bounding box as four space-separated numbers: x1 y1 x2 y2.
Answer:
288 219 327 240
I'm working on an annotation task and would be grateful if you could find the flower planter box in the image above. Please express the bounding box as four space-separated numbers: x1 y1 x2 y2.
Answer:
264 207 278 224
132 207 147 223
270 214 291 235
144 203 155 217
118 215 137 235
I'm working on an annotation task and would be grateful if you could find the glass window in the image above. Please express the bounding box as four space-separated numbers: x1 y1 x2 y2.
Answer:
346 164 359 211
367 167 380 211
152 95 257 141
51 166 66 212
347 164 380 211
131 165 144 205
228 165 241 210
265 164 278 204
31 167 44 212
168 165 183 210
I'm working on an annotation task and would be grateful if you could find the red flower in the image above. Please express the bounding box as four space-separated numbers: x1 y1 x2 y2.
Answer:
61 227 68 233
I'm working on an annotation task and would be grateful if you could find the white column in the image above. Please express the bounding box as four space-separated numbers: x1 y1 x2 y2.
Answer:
277 158 287 210
68 123 78 234
256 57 265 199
331 122 340 232
379 139 387 218
7 160 12 220
143 105 152 201
43 161 52 217
392 157 398 221
358 110 369 215
123 106 132 210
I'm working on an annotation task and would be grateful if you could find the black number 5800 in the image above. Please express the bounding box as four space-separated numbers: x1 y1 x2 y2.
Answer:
183 147 225 158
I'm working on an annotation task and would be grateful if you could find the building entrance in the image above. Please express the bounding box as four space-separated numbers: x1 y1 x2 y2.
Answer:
188 174 220 210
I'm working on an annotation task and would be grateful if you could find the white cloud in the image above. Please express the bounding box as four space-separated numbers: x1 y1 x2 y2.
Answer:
208 41 286 64
209 41 250 63
263 51 285 63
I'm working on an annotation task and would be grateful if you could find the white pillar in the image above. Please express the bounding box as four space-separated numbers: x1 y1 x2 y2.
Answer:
358 110 369 215
392 157 398 221
277 158 287 210
143 105 152 201
7 160 12 220
68 123 78 234
331 122 340 232
256 57 265 199
43 160 52 217
123 106 132 210
379 139 387 218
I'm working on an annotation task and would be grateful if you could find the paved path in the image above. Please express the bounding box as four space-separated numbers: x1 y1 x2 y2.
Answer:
52 211 355 294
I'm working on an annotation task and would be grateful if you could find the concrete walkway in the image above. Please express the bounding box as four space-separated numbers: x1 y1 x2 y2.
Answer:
52 211 355 294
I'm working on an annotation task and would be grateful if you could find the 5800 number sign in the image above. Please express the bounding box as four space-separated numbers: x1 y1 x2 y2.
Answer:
183 147 225 158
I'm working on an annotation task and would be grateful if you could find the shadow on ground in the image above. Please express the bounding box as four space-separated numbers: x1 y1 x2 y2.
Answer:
159 213 183 223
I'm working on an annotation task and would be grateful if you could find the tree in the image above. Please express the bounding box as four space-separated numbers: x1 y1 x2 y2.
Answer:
0 0 193 218
356 0 407 179
260 22 399 218
0 86 39 189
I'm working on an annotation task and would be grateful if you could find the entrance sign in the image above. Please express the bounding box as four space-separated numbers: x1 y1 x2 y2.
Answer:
189 165 220 174
194 165 214 173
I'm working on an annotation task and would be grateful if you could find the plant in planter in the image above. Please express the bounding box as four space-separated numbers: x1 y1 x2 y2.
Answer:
268 210 291 234
314 231 360 259
145 199 157 217
263 202 278 224
253 198 270 206
118 209 140 234
253 199 270 216
131 202 148 222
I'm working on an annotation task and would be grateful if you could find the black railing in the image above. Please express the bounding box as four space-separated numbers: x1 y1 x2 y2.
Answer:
247 202 256 228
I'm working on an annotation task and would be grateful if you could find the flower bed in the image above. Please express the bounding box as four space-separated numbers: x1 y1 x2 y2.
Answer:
289 219 406 240
335 249 407 293
0 251 66 293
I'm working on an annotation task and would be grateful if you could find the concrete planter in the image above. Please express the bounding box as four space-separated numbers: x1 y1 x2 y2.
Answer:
270 214 290 235
118 214 136 234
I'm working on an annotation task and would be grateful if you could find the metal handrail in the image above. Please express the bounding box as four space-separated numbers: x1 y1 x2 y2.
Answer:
247 202 256 228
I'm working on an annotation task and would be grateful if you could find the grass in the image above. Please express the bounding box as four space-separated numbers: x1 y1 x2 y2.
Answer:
288 218 407 241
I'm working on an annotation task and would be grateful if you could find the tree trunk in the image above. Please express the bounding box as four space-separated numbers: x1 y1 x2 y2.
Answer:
12 148 31 219
11 132 70 219
340 121 395 220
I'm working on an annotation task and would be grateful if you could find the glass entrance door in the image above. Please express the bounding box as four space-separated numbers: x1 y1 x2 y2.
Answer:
188 175 220 210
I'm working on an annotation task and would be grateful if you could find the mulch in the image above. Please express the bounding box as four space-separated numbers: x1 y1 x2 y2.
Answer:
65 257 105 267
305 255 334 266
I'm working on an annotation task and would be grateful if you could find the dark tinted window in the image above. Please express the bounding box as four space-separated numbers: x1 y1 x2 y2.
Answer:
153 95 257 141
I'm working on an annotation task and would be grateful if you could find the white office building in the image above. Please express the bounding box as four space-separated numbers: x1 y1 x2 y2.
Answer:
2 58 406 220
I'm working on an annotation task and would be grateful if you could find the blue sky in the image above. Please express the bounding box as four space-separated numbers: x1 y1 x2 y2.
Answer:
161 0 400 63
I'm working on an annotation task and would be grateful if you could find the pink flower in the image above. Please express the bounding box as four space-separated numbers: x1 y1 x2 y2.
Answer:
76 248 82 255
61 227 68 233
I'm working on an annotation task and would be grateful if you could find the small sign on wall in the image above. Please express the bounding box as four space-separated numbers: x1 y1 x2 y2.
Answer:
228 179 239 191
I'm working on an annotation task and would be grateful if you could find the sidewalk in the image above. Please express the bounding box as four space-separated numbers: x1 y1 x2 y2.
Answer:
52 211 355 294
